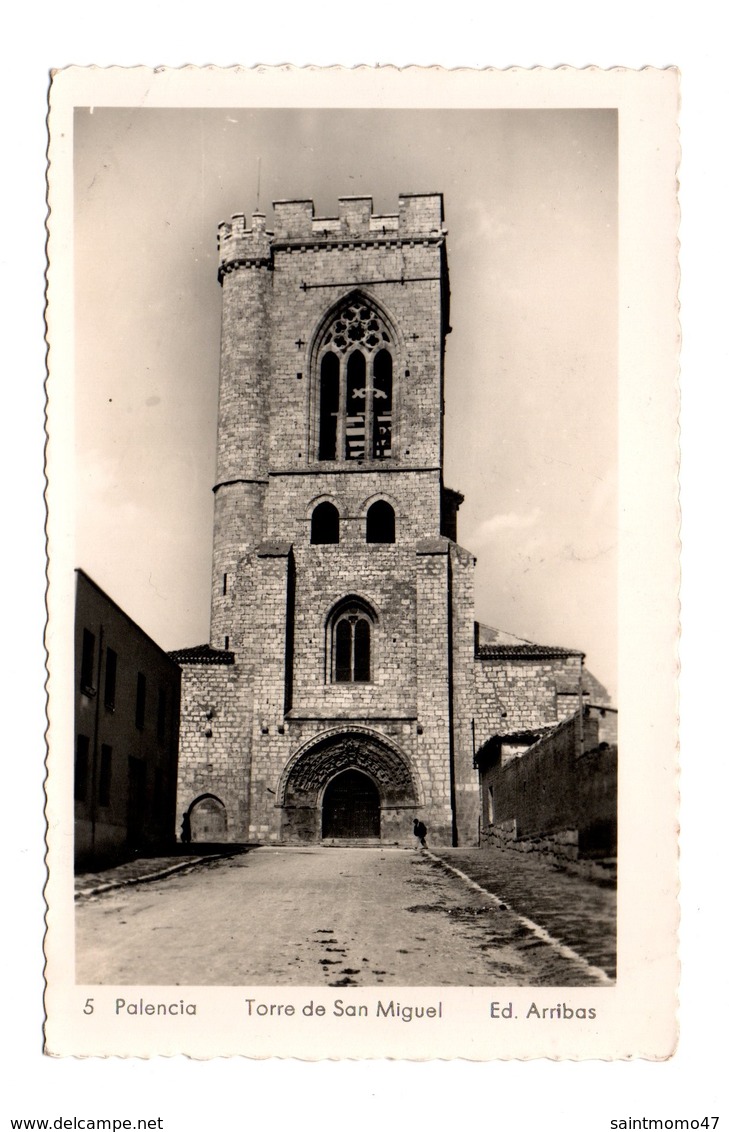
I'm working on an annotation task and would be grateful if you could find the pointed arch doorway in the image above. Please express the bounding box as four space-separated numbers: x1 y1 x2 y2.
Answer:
278 728 420 843
321 769 381 839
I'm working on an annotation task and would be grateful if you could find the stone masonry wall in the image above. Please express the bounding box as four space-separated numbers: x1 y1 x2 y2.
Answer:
211 239 272 648
270 253 444 472
414 542 453 843
449 543 481 845
176 663 251 841
247 546 293 838
216 263 271 483
586 703 618 745
264 470 441 547
473 654 583 744
289 543 416 718
210 481 267 649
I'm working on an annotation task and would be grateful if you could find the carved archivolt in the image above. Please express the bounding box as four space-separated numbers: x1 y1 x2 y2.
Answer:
279 728 419 806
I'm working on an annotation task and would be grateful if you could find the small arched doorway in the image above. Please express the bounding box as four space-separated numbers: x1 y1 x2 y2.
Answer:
188 794 227 841
322 769 380 839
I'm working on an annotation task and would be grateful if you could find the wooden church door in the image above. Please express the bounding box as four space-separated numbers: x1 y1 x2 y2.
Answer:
322 769 381 839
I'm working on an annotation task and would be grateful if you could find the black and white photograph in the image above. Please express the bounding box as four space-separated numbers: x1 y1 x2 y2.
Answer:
44 65 679 1060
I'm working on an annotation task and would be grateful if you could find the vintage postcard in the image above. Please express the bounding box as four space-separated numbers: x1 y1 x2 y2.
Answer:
44 64 680 1059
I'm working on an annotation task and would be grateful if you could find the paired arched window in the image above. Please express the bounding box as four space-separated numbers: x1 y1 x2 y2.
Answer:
311 501 340 544
317 298 394 462
330 602 374 683
308 499 397 546
366 500 396 544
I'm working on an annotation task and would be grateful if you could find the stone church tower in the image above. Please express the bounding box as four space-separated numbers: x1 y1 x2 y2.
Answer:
173 192 589 848
174 193 482 846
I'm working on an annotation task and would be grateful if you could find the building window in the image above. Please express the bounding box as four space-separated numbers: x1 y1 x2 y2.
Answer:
366 500 396 543
99 744 112 807
135 672 146 729
330 602 374 683
157 686 167 744
80 629 95 694
75 735 90 802
104 647 117 710
311 501 340 544
317 298 394 462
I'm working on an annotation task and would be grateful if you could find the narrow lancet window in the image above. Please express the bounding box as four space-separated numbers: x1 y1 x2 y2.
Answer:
345 350 366 459
372 350 392 458
335 618 352 682
319 352 339 460
353 619 371 682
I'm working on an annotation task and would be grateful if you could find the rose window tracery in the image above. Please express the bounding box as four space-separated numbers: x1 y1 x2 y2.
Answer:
322 302 392 355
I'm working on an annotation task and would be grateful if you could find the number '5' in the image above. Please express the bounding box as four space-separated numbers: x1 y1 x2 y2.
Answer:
83 997 94 1015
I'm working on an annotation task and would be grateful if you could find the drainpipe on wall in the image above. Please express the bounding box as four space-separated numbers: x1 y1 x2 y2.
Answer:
578 655 585 755
472 718 484 845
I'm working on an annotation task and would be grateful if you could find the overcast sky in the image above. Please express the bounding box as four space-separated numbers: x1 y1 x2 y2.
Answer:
74 106 617 698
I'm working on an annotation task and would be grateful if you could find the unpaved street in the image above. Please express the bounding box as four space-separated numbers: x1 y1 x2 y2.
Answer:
76 847 611 986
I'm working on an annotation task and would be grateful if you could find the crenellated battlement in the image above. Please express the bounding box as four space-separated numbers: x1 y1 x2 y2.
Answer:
217 211 273 278
217 193 446 279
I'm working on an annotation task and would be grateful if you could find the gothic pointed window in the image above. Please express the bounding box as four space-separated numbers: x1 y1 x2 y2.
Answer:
317 298 394 461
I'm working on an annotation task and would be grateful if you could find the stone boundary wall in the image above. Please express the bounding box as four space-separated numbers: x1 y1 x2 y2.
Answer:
482 821 616 883
480 711 617 862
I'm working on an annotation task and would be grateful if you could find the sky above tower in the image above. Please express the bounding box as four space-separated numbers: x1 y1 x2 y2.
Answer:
73 106 617 699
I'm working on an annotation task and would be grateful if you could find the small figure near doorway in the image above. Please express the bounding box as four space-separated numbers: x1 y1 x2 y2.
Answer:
180 810 191 845
413 818 428 849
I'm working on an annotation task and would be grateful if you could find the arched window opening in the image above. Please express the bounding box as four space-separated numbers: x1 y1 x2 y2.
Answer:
319 352 339 460
366 500 396 544
331 604 373 683
311 501 340 544
372 350 393 458
317 299 395 462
